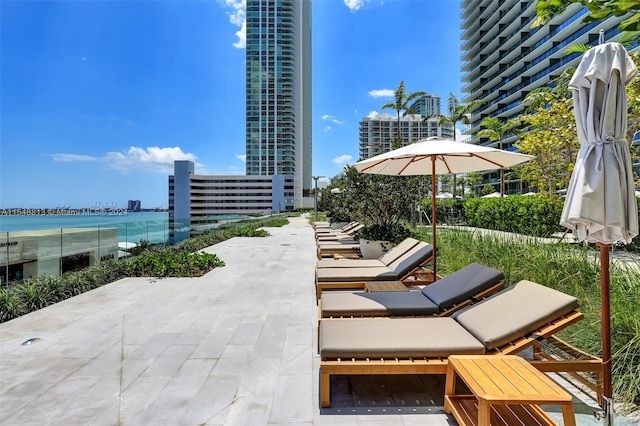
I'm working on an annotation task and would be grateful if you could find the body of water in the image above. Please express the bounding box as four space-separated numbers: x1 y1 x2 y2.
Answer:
0 211 170 244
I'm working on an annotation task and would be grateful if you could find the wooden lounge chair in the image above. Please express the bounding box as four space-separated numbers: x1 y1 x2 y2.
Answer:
316 240 362 260
316 238 420 269
316 224 364 241
314 221 359 235
315 242 435 299
319 280 603 408
319 262 504 320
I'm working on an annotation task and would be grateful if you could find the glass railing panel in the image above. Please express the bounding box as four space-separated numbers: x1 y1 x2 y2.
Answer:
61 227 105 273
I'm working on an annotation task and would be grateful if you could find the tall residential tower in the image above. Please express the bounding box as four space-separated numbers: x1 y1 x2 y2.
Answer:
245 0 312 207
461 0 631 145
460 0 632 193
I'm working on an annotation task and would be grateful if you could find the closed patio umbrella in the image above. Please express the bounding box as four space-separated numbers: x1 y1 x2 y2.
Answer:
560 41 638 425
353 137 534 278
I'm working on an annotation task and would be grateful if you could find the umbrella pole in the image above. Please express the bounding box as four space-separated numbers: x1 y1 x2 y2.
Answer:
597 242 614 425
431 156 437 281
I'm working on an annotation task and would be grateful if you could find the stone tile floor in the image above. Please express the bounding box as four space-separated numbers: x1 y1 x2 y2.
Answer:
1 216 637 425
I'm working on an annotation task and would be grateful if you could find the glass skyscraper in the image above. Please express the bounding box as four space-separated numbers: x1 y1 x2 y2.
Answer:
245 0 311 207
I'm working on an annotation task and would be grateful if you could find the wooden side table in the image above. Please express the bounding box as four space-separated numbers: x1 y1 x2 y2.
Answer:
444 355 576 426
364 281 409 292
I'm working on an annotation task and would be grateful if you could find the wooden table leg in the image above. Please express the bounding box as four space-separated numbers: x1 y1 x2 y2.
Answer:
320 368 330 408
561 402 576 426
443 362 456 413
477 400 490 426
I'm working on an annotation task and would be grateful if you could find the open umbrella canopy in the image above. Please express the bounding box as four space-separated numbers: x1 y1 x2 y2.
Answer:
353 137 534 278
435 192 453 199
481 192 502 198
353 137 534 176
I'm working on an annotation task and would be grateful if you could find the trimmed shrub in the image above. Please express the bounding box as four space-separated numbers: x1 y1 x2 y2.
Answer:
463 195 564 237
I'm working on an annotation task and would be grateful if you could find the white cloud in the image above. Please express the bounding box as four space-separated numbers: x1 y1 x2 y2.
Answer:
51 154 97 162
323 126 332 133
236 154 246 162
368 89 394 98
219 0 246 48
52 146 200 174
123 146 196 164
321 114 344 125
333 154 352 165
344 0 366 12
367 110 380 118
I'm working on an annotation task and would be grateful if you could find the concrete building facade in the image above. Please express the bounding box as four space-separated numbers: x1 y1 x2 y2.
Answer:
359 112 454 159
168 161 294 243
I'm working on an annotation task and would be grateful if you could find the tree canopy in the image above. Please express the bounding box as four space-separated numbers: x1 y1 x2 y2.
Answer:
382 81 426 148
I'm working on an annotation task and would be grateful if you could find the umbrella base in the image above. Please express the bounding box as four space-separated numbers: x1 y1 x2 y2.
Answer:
594 395 614 426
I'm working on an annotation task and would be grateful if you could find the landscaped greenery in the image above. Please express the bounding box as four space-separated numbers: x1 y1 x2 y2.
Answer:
320 166 425 243
0 216 291 323
416 226 640 412
463 195 565 237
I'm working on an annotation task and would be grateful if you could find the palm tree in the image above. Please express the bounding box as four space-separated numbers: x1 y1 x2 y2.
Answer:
477 116 521 196
523 66 574 112
477 117 520 151
382 81 426 149
427 93 485 198
465 171 483 197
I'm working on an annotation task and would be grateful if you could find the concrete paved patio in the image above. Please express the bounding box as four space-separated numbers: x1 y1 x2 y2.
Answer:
0 216 636 425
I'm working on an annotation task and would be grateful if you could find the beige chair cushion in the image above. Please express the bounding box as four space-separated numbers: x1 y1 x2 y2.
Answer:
316 238 420 269
316 242 360 250
319 317 485 358
317 259 387 268
316 266 398 282
378 238 420 265
453 280 579 350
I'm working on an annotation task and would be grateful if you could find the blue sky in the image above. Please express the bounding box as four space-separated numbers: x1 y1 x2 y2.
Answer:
0 0 462 209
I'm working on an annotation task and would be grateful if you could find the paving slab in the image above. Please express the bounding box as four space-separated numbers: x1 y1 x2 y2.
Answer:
1 216 637 425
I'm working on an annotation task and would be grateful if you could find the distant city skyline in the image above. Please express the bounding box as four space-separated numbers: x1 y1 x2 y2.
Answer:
1 1 463 208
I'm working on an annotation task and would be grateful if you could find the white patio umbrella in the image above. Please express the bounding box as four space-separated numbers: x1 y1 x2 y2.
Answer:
353 137 534 278
481 191 501 198
560 41 638 424
435 192 453 199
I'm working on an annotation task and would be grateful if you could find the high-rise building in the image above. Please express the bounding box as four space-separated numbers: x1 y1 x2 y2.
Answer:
461 1 631 144
245 0 312 207
359 94 453 159
127 200 141 212
406 94 442 119
358 112 454 159
460 0 633 193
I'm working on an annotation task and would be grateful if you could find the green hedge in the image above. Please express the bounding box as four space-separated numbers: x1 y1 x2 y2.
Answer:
463 195 565 237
